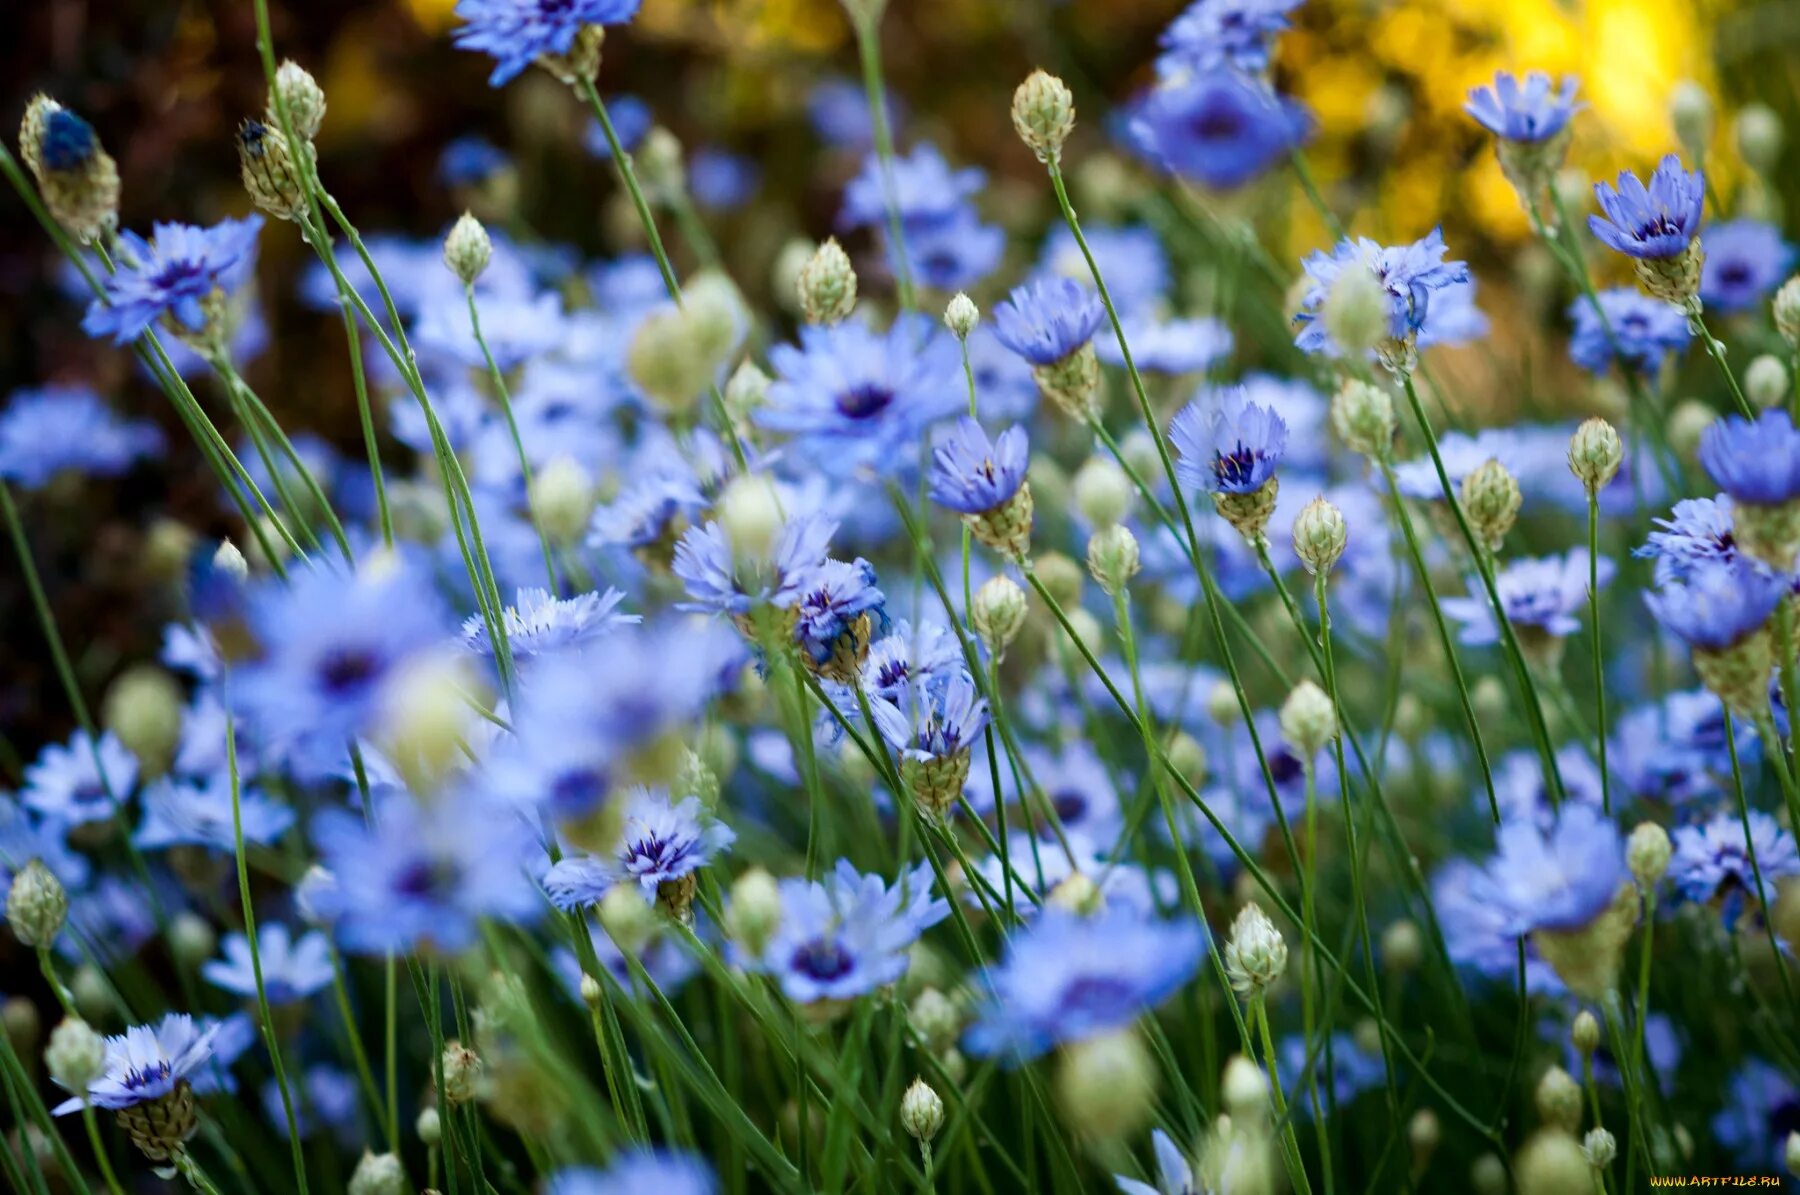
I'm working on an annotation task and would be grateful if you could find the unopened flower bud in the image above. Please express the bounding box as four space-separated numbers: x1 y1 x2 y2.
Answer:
598 886 656 955
214 538 249 581
1072 456 1134 528
798 238 857 325
717 474 785 570
1048 872 1104 916
1471 675 1508 722
1460 458 1521 552
443 212 492 286
1535 1065 1583 1133
944 292 979 339
1279 680 1336 758
901 1078 944 1141
1747 354 1790 410
441 1042 481 1105
627 306 713 417
72 966 110 1023
1291 497 1347 574
1670 81 1714 156
271 60 327 141
1777 278 1800 351
1331 379 1396 458
1787 1129 1800 1177
724 360 770 421
971 575 1027 656
20 96 120 244
1582 1126 1616 1168
1221 1054 1269 1123
1034 552 1084 609
415 1105 441 1146
907 988 960 1054
1207 679 1241 725
637 127 685 203
348 1151 407 1195
1224 902 1286 995
168 912 216 969
1568 418 1624 491
1381 919 1422 974
238 118 310 221
1471 1152 1508 1195
1572 1010 1601 1057
7 859 68 947
1737 104 1784 174
579 972 603 1008
1086 525 1140 596
103 666 183 779
1011 70 1076 163
1409 1108 1440 1168
727 867 782 956
46 1017 106 1095
1165 731 1207 791
528 456 594 546
1516 1130 1590 1195
1668 398 1716 457
1321 263 1390 357
3 999 38 1060
1055 1028 1155 1141
1627 821 1672 887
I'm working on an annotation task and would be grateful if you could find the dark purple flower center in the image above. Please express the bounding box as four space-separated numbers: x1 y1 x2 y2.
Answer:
239 120 269 158
626 832 688 874
549 766 607 816
1632 214 1687 243
73 780 108 809
1058 974 1136 1015
1718 260 1753 289
318 647 382 696
1191 106 1246 142
791 935 854 981
1769 1096 1800 1143
1050 788 1088 823
1212 443 1260 488
1268 748 1303 788
41 110 98 172
150 258 210 293
122 1059 173 1092
836 382 895 420
392 858 458 901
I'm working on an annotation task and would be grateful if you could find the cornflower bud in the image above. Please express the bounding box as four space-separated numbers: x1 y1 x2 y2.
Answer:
1747 354 1790 410
8 859 68 947
1669 81 1713 157
1567 418 1624 491
1072 456 1134 528
238 118 311 222
103 666 183 780
444 212 493 286
214 538 249 580
1460 458 1522 553
19 96 119 243
717 473 785 571
72 966 110 1023
348 1151 407 1195
1011 70 1076 163
1047 872 1103 916
726 868 782 955
1409 1108 1440 1170
907 989 960 1054
45 1017 106 1096
1206 680 1241 725
536 25 605 86
1470 1153 1508 1195
1666 399 1716 457
1535 1065 1583 1133
1515 1130 1590 1195
1321 263 1389 357
724 359 771 423
1223 902 1286 996
1278 680 1336 758
1055 1028 1155 1141
636 127 685 204
416 1107 441 1147
168 912 217 969
441 1042 481 1105
944 292 979 339
1291 497 1347 574
1775 278 1800 351
1165 731 1207 791
271 60 327 141
598 886 656 955
1787 1130 1800 1178
579 974 603 1009
627 307 712 417
901 1078 944 1141
528 456 594 547
1627 821 1673 887
1381 919 1421 974
1736 104 1784 174
797 238 857 325
1034 552 1084 609
1582 1127 1616 1169
1572 1010 1601 1057
1220 1054 1269 1123
1086 525 1140 596
971 575 1027 657
1331 379 1396 459
676 745 720 809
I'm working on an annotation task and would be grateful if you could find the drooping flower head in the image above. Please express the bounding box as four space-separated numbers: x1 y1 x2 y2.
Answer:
1669 810 1800 928
1294 229 1471 359
1156 0 1303 75
1588 154 1704 261
1566 289 1691 375
1464 72 1582 143
962 907 1203 1062
0 385 163 490
82 216 264 345
1127 72 1309 191
452 0 642 87
1699 220 1797 314
991 277 1106 367
1169 387 1288 495
51 1014 220 1112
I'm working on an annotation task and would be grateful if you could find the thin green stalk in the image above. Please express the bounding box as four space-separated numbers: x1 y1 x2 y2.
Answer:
1588 489 1611 814
79 1106 127 1195
847 2 915 312
1254 996 1314 1195
338 296 393 546
1690 309 1754 418
1723 710 1799 1009
465 285 559 591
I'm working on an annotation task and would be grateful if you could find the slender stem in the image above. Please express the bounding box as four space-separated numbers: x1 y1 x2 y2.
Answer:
80 1106 127 1195
1254 996 1314 1195
339 296 394 546
1690 309 1754 418
848 4 915 312
1588 490 1611 815
1723 710 1799 1008
465 285 559 591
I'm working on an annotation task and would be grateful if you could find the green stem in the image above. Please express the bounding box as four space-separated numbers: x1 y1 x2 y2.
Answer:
848 4 915 312
465 285 559 591
80 1106 127 1195
1588 490 1611 815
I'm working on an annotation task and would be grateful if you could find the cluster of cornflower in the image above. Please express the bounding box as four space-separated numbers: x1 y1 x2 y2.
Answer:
5 0 1800 1192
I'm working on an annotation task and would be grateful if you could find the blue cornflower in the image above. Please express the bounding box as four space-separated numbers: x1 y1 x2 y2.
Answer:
787 557 887 672
853 620 964 705
1114 1129 1194 1195
838 143 983 234
452 0 641 87
59 875 159 967
51 1014 220 1113
1035 224 1170 315
673 511 834 617
414 288 568 371
1712 1060 1799 1174
1169 387 1288 495
438 136 510 187
962 907 1203 1062
1669 810 1800 925
263 1066 362 1145
1432 859 1563 993
1390 428 1521 502
1441 549 1614 647
1156 0 1302 75
967 740 1124 850
1095 315 1233 374
1490 745 1607 828
1566 288 1691 374
231 559 451 764
1637 496 1738 583
1278 1032 1388 1112
758 319 963 478
202 924 333 1004
807 78 902 152
1588 154 1704 261
0 796 91 894
135 775 294 852
735 860 949 1005
543 788 734 910
688 148 759 210
0 385 162 489
20 730 137 826
1464 72 1582 142
870 670 989 764
929 418 1028 515
306 790 541 955
39 107 101 171
1699 411 1800 505
991 277 1106 367
892 210 1007 291
1699 220 1797 314
1294 228 1471 357
581 96 652 159
1646 558 1786 652
462 587 636 658
1127 72 1309 191
1485 804 1627 935
546 1152 716 1195
82 216 264 344
1610 689 1750 806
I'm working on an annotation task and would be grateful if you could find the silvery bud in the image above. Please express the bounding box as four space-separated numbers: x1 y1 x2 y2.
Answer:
1535 1065 1583 1133
1572 1010 1601 1057
1220 1054 1269 1123
1223 902 1286 995
444 212 492 286
45 1017 106 1095
1381 919 1422 974
1516 1131 1590 1195
1278 680 1336 758
103 666 183 779
416 1107 441 1147
1331 379 1396 458
1460 458 1521 553
901 1078 944 1141
271 60 327 141
1747 354 1790 410
1582 1127 1616 1169
20 95 120 244
1206 679 1241 725
1072 456 1134 528
1409 1108 1441 1168
1321 263 1389 357
1776 277 1800 350
441 1042 481 1105
7 859 68 947
1054 1028 1155 1141
348 1151 407 1195
725 360 771 422
1567 418 1624 491
907 988 960 1054
1670 80 1714 156
1086 525 1140 596
168 912 217 969
944 292 979 339
1736 104 1784 174
598 886 656 955
1291 497 1347 574
717 474 785 570
798 238 857 326
971 575 1028 656
528 456 594 547
1627 821 1672 887
214 538 249 580
1011 70 1076 163
726 867 782 956
238 118 310 222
